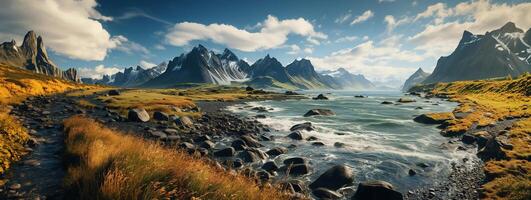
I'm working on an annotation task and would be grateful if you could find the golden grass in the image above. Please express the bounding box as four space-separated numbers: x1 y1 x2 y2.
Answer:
0 112 28 175
428 74 531 199
66 88 114 97
0 65 99 177
63 115 292 200
77 99 97 109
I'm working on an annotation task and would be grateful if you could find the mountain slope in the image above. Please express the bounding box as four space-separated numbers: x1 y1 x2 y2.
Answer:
319 68 375 90
402 68 431 91
143 45 249 87
423 22 531 84
0 31 80 82
286 59 328 89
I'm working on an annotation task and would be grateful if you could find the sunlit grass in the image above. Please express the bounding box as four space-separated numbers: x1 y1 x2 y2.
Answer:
63 115 293 200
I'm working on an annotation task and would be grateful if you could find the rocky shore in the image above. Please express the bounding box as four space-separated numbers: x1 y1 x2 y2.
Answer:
1 91 499 200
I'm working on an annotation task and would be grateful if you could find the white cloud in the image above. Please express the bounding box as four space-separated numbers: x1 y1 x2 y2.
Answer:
307 40 423 82
0 0 123 61
384 15 411 32
117 8 172 25
303 48 313 54
335 36 358 43
286 44 301 55
335 12 352 24
154 44 166 50
79 65 121 79
165 15 327 52
351 10 374 25
112 36 150 55
409 0 531 57
379 0 396 3
139 60 156 69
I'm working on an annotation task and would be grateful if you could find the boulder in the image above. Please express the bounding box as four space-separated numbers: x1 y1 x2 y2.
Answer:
306 136 318 141
334 142 346 148
290 122 315 132
128 108 150 122
461 133 476 144
408 169 416 176
351 180 403 200
150 131 167 139
381 101 394 105
238 150 261 163
413 112 455 124
309 164 354 190
179 142 195 150
231 139 248 151
153 111 169 121
246 86 254 91
286 163 311 176
247 148 269 160
397 98 416 103
175 116 193 127
285 91 300 95
354 95 366 98
200 140 216 149
313 94 329 100
304 109 335 117
284 157 308 165
256 170 271 181
266 147 288 157
108 90 120 96
477 136 509 160
251 106 268 112
262 161 279 172
313 188 342 199
214 147 235 157
287 131 304 140
472 131 492 149
312 142 325 146
240 135 263 148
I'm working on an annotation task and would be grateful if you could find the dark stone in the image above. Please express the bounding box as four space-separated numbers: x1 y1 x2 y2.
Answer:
290 122 315 132
179 142 195 150
174 116 193 127
408 169 416 176
285 91 300 95
334 142 346 148
354 95 366 98
256 170 271 181
240 135 263 148
312 142 325 146
313 94 329 100
266 147 288 157
194 135 211 143
381 101 394 104
284 157 308 165
231 139 248 151
238 150 261 163
200 140 215 149
304 109 335 117
108 90 120 96
246 86 254 91
462 133 476 144
255 114 267 119
313 188 342 199
287 131 304 140
287 163 311 176
397 98 416 103
153 111 169 121
351 180 403 200
477 136 509 160
214 147 235 157
262 161 279 172
306 136 318 141
127 108 150 122
309 164 354 190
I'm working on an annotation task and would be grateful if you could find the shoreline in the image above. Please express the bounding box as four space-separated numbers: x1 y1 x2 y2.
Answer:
199 94 487 199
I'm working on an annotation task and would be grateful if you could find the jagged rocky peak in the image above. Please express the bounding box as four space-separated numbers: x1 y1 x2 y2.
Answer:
402 67 431 91
220 48 238 61
488 22 523 35
21 30 38 56
62 68 81 83
524 28 531 44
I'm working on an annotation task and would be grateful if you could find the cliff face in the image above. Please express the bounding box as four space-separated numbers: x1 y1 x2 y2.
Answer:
0 31 80 82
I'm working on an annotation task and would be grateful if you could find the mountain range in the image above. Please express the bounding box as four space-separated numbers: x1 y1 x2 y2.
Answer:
402 68 430 91
88 44 375 90
0 31 80 82
422 22 531 84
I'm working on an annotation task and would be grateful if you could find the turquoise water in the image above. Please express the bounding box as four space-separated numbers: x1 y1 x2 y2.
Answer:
227 91 478 192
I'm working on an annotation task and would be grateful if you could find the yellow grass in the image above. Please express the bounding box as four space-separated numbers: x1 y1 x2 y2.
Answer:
0 65 99 177
77 99 97 109
63 115 292 200
428 75 531 199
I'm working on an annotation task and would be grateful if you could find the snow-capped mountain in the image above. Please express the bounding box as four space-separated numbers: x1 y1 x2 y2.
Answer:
402 68 431 91
143 45 249 87
319 68 375 90
82 62 167 87
423 22 531 84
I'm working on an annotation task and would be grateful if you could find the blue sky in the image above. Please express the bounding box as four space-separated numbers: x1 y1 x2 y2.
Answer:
1 0 530 86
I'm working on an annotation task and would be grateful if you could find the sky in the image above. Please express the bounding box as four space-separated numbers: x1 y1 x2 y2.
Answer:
0 0 530 87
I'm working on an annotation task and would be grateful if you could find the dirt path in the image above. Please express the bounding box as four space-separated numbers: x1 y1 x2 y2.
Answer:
0 95 83 199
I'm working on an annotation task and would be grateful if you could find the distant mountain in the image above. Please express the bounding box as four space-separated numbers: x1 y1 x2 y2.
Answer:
423 22 531 84
319 68 375 90
113 63 167 87
143 45 249 87
286 59 328 89
247 55 294 84
402 68 431 91
0 31 80 82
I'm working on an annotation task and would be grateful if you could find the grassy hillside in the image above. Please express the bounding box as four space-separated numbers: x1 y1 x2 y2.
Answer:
428 74 530 199
63 115 291 200
0 65 97 175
